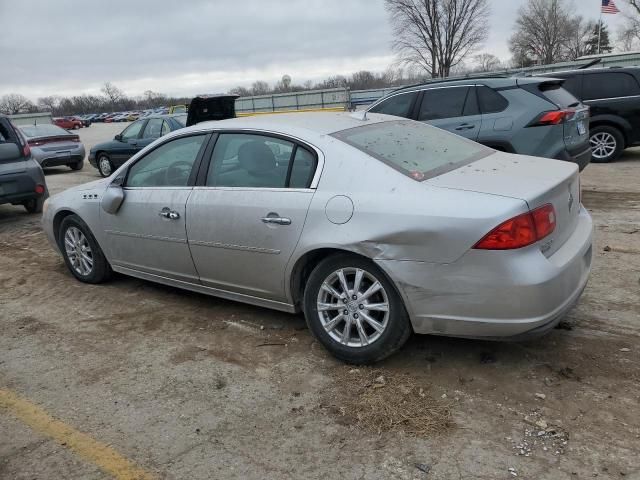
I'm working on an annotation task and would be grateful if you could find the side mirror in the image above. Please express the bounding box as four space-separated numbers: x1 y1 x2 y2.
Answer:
101 184 125 214
0 143 22 161
114 134 123 142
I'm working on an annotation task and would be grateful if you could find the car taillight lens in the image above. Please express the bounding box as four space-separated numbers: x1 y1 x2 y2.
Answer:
34 184 45 195
528 109 575 126
474 204 556 250
23 144 31 157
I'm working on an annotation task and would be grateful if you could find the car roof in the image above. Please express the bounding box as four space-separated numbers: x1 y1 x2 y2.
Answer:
175 112 391 138
392 75 561 93
544 66 640 76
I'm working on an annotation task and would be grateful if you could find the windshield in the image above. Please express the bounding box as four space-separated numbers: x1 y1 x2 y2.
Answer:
19 124 71 137
332 120 491 181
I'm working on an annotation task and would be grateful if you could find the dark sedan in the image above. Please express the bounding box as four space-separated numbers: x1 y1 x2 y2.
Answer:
88 114 187 177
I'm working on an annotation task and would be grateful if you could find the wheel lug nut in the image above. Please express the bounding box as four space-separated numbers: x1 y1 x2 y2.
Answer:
353 313 359 319
342 298 348 303
359 304 364 310
352 295 357 300
343 310 348 315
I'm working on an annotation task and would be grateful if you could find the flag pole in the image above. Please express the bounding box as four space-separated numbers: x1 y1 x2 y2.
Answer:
598 5 603 54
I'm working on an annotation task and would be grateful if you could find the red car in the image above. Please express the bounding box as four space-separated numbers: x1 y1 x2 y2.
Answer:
53 117 82 130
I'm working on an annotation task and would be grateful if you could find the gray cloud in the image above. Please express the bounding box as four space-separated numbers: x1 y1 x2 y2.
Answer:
0 0 626 100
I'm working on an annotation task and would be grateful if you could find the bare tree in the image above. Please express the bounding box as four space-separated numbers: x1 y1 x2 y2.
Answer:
509 0 576 65
251 81 270 96
101 82 124 108
385 0 490 78
618 0 640 51
564 17 597 60
37 95 61 113
0 94 34 114
473 53 502 72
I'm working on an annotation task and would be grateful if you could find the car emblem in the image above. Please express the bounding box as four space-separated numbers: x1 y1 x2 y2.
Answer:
568 185 574 212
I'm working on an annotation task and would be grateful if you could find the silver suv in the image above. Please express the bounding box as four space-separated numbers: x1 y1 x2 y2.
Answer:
367 76 591 170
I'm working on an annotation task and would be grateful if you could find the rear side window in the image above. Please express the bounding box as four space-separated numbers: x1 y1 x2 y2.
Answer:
559 75 582 98
538 84 580 108
477 86 509 114
332 120 491 181
369 92 418 118
418 87 469 120
583 72 640 100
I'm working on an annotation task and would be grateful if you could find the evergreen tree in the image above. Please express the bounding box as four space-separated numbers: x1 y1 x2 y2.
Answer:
585 21 612 55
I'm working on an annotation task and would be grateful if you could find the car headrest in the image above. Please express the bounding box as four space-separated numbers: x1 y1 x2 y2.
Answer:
238 141 276 174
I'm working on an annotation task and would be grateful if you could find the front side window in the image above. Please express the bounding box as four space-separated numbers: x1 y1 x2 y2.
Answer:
142 118 164 139
126 135 206 187
332 120 491 181
121 120 144 142
418 87 469 121
369 91 418 118
207 133 316 188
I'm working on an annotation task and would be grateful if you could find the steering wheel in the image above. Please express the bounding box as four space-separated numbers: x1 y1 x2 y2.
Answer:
164 160 193 185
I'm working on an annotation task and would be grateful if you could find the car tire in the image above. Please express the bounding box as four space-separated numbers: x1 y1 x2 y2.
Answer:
303 254 412 364
59 214 112 284
23 197 44 214
590 125 624 163
69 160 84 171
97 154 113 177
74 124 80 130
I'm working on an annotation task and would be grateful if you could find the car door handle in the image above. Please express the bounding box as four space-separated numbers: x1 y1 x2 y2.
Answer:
261 216 291 225
159 207 180 220
455 123 475 131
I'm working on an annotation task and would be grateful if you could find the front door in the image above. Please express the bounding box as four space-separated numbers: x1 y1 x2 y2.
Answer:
186 132 318 301
111 120 146 168
101 133 209 282
418 86 482 141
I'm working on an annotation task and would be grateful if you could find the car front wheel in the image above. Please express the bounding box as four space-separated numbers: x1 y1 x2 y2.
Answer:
59 215 111 284
97 154 113 177
590 126 624 163
303 254 412 364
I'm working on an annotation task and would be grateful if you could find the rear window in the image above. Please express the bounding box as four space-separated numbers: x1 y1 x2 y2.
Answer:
332 120 491 181
20 124 70 137
539 84 580 108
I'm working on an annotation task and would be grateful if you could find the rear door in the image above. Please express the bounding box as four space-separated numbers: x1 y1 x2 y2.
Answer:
138 118 164 150
417 86 482 140
186 132 318 302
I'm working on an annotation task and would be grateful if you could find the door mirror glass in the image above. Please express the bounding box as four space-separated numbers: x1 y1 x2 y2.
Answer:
101 185 125 214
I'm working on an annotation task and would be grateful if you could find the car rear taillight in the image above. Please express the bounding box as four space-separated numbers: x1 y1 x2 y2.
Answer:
474 204 556 250
23 144 31 157
34 184 45 195
528 109 575 126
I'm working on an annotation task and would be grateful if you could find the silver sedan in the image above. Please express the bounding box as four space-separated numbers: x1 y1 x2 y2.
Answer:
42 112 593 364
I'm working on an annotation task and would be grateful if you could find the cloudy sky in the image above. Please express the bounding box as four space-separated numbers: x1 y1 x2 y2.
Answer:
0 0 628 101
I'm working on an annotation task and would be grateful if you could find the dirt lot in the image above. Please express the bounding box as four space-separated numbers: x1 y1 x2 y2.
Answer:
1 123 639 480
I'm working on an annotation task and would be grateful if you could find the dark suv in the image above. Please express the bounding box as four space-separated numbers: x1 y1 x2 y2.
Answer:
551 67 640 162
367 76 591 170
0 115 49 213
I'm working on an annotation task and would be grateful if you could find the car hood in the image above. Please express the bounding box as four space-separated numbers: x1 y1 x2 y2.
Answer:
65 178 110 193
90 140 121 152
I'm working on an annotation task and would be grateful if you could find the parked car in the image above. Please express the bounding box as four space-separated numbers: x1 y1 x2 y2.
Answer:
169 104 187 114
71 116 91 127
94 113 110 123
43 112 592 364
367 76 591 171
550 67 640 162
0 114 49 213
53 117 83 130
19 124 85 171
88 114 187 176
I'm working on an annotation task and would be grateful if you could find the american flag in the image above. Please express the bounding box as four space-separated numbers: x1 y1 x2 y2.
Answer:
602 0 620 14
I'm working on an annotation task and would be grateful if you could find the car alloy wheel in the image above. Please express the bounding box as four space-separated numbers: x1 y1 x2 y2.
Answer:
64 226 94 276
98 156 112 177
590 132 617 161
316 267 390 347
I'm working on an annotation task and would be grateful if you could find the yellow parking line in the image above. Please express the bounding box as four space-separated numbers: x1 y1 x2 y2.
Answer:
0 389 153 480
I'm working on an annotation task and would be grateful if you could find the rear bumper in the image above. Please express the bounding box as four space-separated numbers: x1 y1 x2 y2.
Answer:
0 168 48 206
555 144 591 171
32 146 86 168
378 206 593 339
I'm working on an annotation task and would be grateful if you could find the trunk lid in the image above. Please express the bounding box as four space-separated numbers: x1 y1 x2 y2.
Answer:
427 151 581 256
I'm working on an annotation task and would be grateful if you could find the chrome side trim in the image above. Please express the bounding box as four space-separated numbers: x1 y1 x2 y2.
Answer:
583 94 640 102
105 229 187 243
189 239 281 255
111 265 297 313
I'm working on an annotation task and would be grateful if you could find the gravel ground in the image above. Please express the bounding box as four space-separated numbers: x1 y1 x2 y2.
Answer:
1 123 639 480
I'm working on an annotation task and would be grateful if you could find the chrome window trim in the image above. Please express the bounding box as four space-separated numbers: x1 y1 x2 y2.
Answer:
583 94 640 102
192 186 314 193
367 84 477 112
